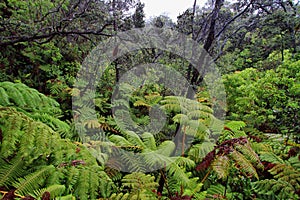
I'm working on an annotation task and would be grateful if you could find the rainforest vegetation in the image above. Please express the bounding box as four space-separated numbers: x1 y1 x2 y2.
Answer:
0 0 300 199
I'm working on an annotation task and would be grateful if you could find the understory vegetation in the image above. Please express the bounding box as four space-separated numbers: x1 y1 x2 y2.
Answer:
0 0 300 199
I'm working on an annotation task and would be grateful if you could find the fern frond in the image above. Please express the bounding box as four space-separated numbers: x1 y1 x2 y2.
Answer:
73 168 90 199
234 142 264 170
251 142 272 154
55 194 76 200
13 165 55 196
230 150 259 179
0 156 25 188
28 113 70 137
0 87 10 106
225 121 246 130
212 155 230 179
259 152 284 164
109 135 134 147
122 172 158 192
187 141 215 163
99 178 116 198
173 156 195 169
31 184 66 199
155 140 176 156
133 100 150 108
288 156 300 170
109 192 130 200
205 184 225 199
0 82 61 115
166 163 190 187
125 131 146 148
64 167 80 193
269 164 300 188
252 179 297 199
141 132 156 150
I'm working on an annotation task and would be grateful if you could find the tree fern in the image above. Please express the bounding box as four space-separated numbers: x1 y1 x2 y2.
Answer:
0 106 115 199
0 81 61 114
0 81 70 138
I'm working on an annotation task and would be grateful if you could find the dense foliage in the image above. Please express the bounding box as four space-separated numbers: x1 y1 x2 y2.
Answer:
1 0 300 199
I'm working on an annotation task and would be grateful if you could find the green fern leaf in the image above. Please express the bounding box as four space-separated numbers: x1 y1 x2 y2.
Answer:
206 184 225 199
13 165 55 196
32 184 66 199
259 152 285 164
234 142 264 170
0 87 10 106
230 150 259 179
0 156 25 188
141 132 156 150
252 179 297 199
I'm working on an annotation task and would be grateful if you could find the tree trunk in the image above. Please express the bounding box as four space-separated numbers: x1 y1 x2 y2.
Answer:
187 0 224 99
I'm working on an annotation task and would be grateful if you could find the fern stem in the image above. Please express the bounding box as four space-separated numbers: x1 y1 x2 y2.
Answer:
158 166 172 199
224 175 229 197
200 168 211 184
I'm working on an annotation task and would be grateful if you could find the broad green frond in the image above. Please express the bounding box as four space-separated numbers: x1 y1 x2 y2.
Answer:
32 184 66 199
259 152 284 164
0 156 25 188
230 150 259 179
173 156 195 169
155 140 176 156
109 135 134 147
188 141 215 163
122 172 158 192
0 81 61 115
167 163 190 187
234 142 264 170
205 184 225 199
125 131 146 148
13 165 56 196
252 179 297 199
141 132 156 150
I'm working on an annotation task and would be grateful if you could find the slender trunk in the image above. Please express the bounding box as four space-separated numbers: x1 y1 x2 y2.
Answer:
186 0 197 94
112 0 120 82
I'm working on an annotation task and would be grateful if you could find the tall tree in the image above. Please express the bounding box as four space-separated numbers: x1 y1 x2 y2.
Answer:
132 2 145 28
